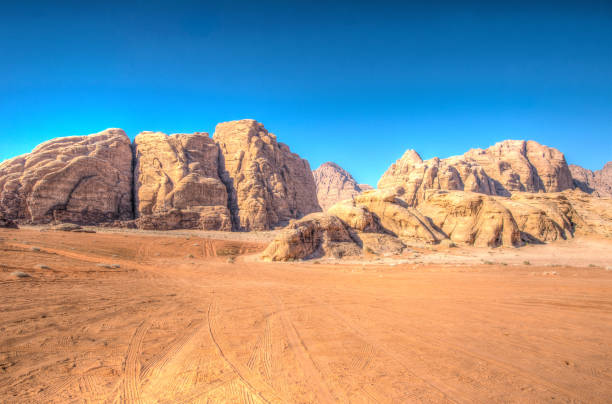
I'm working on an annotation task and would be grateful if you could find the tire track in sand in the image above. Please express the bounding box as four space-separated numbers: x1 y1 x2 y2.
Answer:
207 301 282 404
119 320 149 404
274 297 337 403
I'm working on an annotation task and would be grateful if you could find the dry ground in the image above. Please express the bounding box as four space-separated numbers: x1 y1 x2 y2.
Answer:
1 228 611 403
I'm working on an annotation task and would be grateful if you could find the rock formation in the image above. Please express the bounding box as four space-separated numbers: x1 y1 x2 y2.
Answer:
378 140 574 205
313 162 371 210
0 129 133 224
570 162 612 197
213 119 321 230
418 191 521 247
133 131 231 230
260 212 361 261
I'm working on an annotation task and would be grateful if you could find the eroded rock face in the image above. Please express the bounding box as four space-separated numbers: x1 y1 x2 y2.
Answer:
418 191 521 247
213 119 321 230
133 131 231 230
378 140 574 205
0 129 133 224
351 190 446 244
570 162 612 197
260 212 361 261
313 162 371 211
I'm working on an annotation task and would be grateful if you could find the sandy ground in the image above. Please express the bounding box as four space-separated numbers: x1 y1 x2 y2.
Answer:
1 228 611 403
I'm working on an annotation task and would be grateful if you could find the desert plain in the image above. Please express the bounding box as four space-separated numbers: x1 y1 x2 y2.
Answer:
1 227 611 403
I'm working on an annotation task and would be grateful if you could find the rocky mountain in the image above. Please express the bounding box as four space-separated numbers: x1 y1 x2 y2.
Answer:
378 140 574 206
213 119 321 231
0 120 320 230
312 162 371 211
0 129 133 225
570 162 612 197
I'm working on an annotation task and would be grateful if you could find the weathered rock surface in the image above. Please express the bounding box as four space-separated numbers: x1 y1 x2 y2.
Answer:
418 191 521 247
359 232 405 255
378 140 574 205
214 120 321 230
0 129 133 224
350 190 446 244
0 212 18 228
133 131 231 230
313 162 371 210
260 212 361 261
570 162 612 197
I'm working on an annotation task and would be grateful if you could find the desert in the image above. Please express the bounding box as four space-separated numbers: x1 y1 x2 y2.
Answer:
1 225 612 403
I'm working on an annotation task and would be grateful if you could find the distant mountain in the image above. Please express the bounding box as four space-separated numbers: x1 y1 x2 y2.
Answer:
313 162 372 211
378 140 574 206
569 162 612 197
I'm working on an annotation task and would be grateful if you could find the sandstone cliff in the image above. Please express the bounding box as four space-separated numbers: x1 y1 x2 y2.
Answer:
133 131 231 230
570 162 612 197
313 162 371 211
0 129 133 224
378 140 574 205
213 119 321 230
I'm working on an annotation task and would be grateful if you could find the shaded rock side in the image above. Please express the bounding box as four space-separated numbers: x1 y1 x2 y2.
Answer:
260 212 361 261
313 162 371 210
570 162 612 197
213 119 321 231
0 129 133 224
0 212 18 228
378 140 574 205
133 131 231 230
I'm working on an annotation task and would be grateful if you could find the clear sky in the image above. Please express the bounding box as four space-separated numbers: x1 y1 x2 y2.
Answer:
1 1 611 186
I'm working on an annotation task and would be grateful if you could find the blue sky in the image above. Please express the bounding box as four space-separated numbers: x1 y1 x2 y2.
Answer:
1 1 611 186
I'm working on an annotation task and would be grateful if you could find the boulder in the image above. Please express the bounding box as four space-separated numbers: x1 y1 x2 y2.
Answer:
260 213 361 261
133 131 231 230
214 120 321 230
0 129 133 224
378 140 574 205
327 199 382 232
359 232 406 255
313 162 371 210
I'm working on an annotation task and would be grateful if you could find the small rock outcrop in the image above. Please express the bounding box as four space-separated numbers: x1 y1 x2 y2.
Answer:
213 120 321 230
570 162 612 197
260 213 361 261
0 212 18 228
313 162 371 210
0 129 133 224
133 131 231 230
378 140 574 205
350 190 446 244
418 191 521 247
